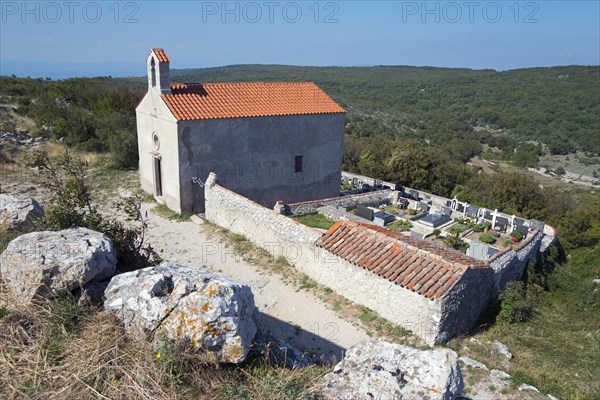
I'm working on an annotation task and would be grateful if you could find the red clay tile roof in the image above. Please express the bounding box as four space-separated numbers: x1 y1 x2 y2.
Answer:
161 82 346 121
316 220 488 299
151 48 171 63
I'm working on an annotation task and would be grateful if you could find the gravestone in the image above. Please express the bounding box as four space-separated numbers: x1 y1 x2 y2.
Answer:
515 224 528 236
513 217 525 227
466 205 480 219
495 217 509 232
355 205 374 221
397 199 409 209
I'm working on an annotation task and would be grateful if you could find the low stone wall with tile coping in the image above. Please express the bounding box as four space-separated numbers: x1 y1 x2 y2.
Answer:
488 230 544 291
286 190 394 216
341 171 397 190
204 175 437 342
204 173 547 345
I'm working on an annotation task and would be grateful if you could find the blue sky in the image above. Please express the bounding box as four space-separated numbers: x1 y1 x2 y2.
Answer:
1 1 599 78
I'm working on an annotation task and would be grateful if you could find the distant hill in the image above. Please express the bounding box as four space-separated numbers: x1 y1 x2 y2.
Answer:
166 64 599 155
1 64 598 156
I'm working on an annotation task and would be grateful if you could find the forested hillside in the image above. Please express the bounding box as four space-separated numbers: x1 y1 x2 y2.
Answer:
0 76 144 168
171 65 600 156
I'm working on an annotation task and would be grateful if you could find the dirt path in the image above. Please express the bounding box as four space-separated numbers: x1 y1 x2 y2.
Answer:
140 203 369 362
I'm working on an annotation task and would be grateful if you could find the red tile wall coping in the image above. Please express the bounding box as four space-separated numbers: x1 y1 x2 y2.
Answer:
316 220 490 299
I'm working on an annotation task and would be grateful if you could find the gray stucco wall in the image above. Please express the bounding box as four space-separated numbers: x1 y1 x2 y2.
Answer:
179 112 345 213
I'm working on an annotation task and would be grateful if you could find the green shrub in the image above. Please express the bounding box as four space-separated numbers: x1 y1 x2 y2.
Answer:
432 228 442 237
444 234 469 253
472 223 485 232
108 130 138 169
510 230 524 242
479 233 495 244
408 209 417 215
473 222 491 232
27 150 161 272
448 224 468 235
387 219 412 232
498 281 532 324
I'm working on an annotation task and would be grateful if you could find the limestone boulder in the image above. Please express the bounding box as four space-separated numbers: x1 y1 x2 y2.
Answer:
491 340 513 360
0 228 116 301
104 263 259 364
0 193 44 230
319 340 463 400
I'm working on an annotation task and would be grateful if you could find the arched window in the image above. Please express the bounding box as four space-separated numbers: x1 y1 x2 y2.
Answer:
150 58 156 87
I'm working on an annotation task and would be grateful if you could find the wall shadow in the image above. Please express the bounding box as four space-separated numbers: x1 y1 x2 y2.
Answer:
258 312 347 365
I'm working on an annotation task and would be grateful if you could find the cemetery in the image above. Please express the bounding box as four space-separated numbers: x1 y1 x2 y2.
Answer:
286 171 556 262
204 171 556 344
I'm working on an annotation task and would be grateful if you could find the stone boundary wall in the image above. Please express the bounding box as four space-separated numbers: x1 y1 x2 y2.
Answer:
205 174 452 344
341 171 396 190
436 267 495 343
286 190 394 216
204 173 547 344
204 174 321 252
487 231 544 291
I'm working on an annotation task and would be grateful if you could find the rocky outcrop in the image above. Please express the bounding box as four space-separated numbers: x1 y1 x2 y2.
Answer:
459 356 488 371
0 228 116 301
461 367 551 399
319 340 464 400
104 263 259 364
491 340 513 360
0 193 44 230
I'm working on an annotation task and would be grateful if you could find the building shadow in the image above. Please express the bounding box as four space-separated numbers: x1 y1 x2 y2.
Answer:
258 312 347 365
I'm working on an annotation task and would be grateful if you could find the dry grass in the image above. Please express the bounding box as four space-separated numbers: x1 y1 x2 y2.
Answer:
0 284 173 399
0 280 327 400
5 110 37 133
44 141 107 166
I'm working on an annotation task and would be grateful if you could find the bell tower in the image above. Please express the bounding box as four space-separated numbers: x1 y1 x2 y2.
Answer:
147 48 171 95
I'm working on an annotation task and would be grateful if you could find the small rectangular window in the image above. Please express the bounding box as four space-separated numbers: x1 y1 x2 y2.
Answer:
294 155 303 173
